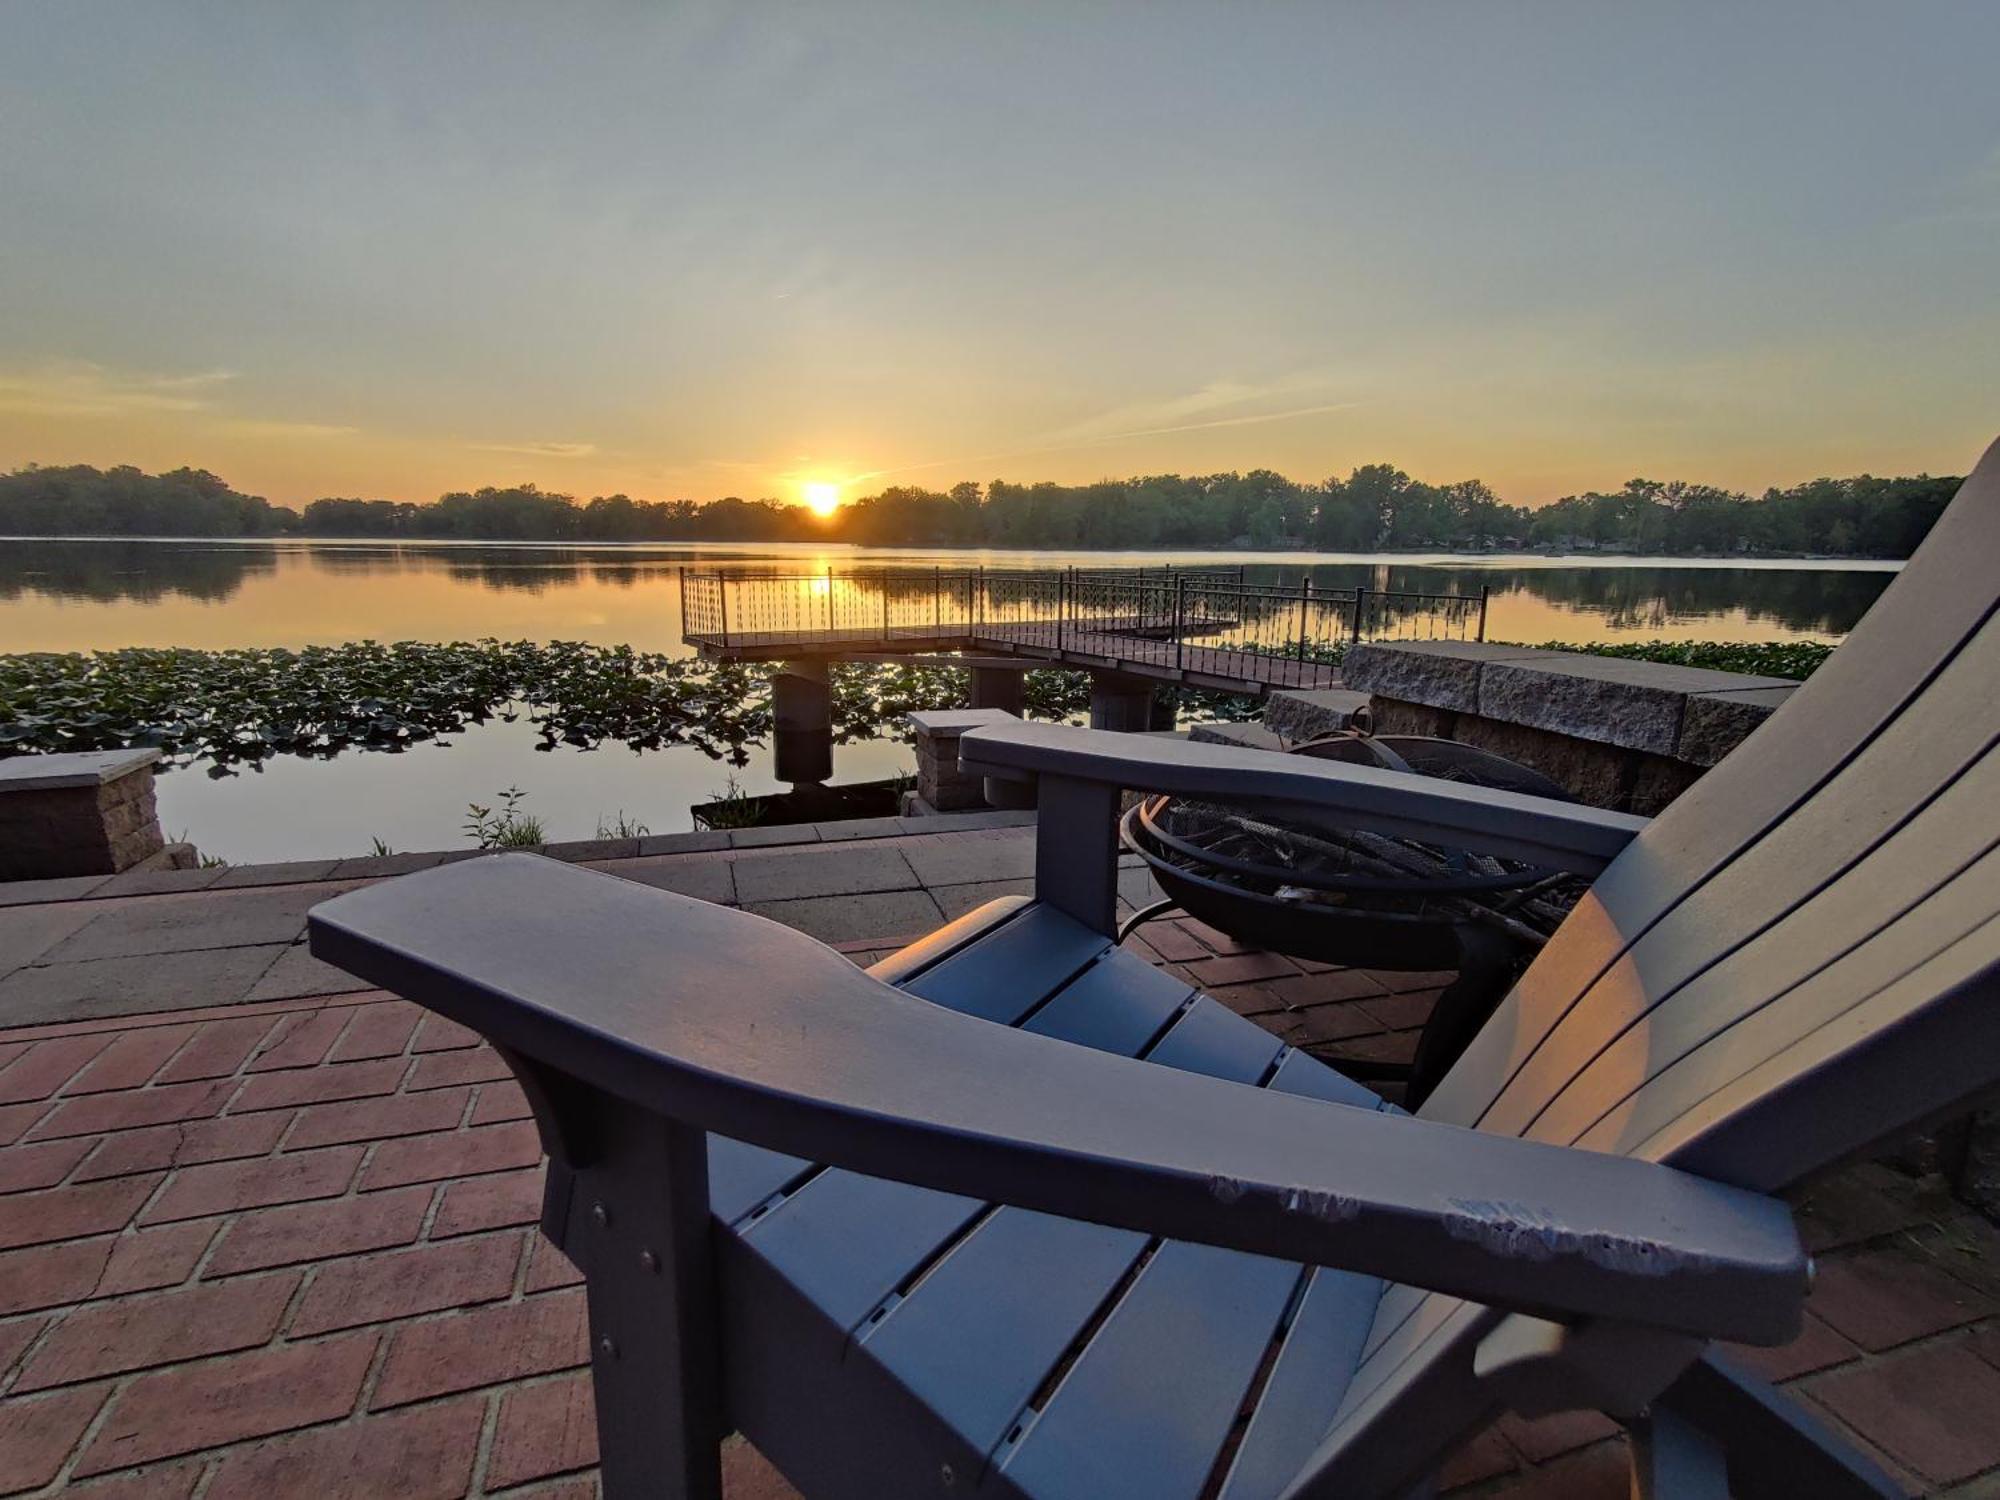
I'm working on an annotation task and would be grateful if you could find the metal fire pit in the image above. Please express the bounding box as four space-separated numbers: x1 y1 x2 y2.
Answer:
1120 732 1583 1101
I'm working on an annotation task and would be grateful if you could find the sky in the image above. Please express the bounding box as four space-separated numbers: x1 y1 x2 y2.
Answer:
1 2 1995 510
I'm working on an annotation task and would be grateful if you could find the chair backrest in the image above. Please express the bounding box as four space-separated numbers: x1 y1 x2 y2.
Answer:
1421 434 2000 1191
1298 441 2000 1496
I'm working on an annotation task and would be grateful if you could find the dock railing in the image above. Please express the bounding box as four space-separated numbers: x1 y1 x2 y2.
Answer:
679 564 1487 668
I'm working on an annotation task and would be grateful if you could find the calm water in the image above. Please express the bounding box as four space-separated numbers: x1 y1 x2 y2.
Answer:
0 537 1897 862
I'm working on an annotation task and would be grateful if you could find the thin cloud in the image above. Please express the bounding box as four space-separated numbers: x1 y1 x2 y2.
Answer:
0 362 235 418
216 418 359 440
1033 376 1334 447
848 397 1361 487
467 440 599 459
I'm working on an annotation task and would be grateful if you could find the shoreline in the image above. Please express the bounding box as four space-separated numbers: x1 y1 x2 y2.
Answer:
0 533 1910 569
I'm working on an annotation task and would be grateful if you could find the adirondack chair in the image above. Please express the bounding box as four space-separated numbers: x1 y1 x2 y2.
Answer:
309 438 2000 1500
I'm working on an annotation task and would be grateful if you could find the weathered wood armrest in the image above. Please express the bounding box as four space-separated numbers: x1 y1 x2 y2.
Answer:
959 719 1645 875
307 854 1805 1345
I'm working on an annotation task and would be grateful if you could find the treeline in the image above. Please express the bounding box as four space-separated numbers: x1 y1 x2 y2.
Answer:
0 460 1961 558
0 464 298 537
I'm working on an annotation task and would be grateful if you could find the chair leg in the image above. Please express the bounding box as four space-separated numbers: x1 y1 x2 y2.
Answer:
566 1096 724 1500
1628 1408 1729 1500
1653 1352 1903 1500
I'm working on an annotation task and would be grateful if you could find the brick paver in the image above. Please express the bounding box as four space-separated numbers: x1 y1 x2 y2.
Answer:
1 828 1995 1496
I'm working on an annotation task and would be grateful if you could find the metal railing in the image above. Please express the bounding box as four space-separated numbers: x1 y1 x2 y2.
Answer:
679 564 1487 677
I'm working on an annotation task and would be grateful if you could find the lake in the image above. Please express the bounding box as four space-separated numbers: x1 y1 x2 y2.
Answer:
0 537 1897 863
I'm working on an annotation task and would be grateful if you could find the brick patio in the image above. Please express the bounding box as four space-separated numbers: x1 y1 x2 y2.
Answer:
3 818 1998 1496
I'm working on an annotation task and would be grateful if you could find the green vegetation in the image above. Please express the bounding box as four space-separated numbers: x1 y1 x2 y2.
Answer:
0 641 768 773
2 461 1957 558
698 774 763 830
595 810 651 839
0 640 1191 773
1525 639 1834 680
464 787 546 848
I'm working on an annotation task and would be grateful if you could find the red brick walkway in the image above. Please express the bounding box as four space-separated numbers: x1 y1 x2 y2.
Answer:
4 897 2000 1493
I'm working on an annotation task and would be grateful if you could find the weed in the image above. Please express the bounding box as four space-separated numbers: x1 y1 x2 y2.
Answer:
698 774 762 830
465 786 547 848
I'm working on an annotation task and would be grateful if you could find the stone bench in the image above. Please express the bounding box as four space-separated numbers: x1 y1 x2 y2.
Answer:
0 749 169 881
1341 641 1801 814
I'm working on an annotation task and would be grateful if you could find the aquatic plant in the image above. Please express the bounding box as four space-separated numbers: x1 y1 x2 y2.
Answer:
1518 639 1834 680
0 640 773 775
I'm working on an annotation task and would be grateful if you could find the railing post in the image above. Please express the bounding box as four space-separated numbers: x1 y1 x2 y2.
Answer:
934 566 941 635
1351 585 1367 643
977 566 985 631
881 570 889 641
1477 584 1490 642
718 573 730 646
1057 571 1067 652
1175 575 1185 672
1296 575 1310 662
825 568 834 635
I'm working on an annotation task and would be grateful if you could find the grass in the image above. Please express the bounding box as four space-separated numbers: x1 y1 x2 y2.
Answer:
697 774 762 830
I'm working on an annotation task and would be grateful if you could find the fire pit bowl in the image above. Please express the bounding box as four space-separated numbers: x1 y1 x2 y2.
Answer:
1120 731 1584 1099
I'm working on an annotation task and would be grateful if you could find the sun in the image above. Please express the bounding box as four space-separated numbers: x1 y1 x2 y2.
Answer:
802 481 841 518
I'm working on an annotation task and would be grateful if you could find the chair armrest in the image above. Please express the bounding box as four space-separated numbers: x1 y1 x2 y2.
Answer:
307 853 1805 1345
959 720 1645 875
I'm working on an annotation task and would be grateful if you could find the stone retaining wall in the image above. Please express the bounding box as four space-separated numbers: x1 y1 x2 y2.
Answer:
1341 641 1801 815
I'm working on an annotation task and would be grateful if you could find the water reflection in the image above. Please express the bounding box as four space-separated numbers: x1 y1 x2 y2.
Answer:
0 540 279 606
0 537 1896 655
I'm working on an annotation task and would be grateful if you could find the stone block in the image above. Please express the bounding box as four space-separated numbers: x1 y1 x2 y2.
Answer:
1341 642 1556 715
0 750 165 881
1628 754 1704 816
1364 699 1457 737
1262 687 1373 742
906 707 1018 812
635 829 730 856
1443 714 1636 810
1678 684 1797 767
1477 653 1793 757
1188 721 1287 753
0 749 160 792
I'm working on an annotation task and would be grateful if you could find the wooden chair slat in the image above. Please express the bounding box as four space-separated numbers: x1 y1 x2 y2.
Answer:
994 1240 1302 1500
861 1209 1149 1466
707 1136 813 1229
904 902 1111 1023
1479 613 2000 1140
1548 753 2000 1160
1022 948 1194 1055
1633 897 2000 1178
1144 994 1286 1082
740 1168 986 1334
